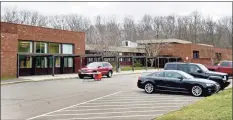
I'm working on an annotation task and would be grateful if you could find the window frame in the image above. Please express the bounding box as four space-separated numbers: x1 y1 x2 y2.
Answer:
18 40 33 53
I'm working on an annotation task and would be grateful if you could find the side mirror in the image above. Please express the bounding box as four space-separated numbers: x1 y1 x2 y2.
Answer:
98 66 101 68
197 70 202 73
178 77 183 81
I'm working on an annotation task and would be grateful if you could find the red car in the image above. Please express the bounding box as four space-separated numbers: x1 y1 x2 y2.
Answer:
78 62 113 79
216 61 233 76
205 61 233 76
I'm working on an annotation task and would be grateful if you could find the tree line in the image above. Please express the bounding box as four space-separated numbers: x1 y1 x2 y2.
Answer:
1 8 232 49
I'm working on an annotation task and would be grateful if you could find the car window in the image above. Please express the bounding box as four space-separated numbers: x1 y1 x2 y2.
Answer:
165 71 183 79
220 62 230 67
189 65 201 73
177 64 188 72
103 63 108 67
148 72 164 77
154 72 164 77
165 64 176 70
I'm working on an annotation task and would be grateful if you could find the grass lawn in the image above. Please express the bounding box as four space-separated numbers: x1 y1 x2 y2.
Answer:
120 66 155 71
1 76 16 80
154 88 232 120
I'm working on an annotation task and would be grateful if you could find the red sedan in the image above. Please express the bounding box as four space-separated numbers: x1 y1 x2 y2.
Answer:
78 62 113 79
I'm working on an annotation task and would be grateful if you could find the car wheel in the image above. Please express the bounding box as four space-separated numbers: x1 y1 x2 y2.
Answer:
144 82 155 94
79 74 84 79
191 85 203 97
107 71 112 78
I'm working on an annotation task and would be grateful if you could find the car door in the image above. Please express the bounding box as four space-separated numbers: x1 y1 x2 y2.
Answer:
163 71 186 91
149 72 166 90
97 63 106 74
188 64 207 79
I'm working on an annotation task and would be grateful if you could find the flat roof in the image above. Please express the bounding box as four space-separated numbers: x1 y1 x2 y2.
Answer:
136 39 192 44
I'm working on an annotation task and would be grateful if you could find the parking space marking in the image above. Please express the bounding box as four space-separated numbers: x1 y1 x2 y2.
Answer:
62 106 180 112
95 98 200 102
50 114 162 120
26 91 122 120
45 109 168 116
71 103 189 108
83 100 196 105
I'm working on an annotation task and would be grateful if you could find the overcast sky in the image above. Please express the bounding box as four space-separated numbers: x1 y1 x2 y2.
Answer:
1 2 232 22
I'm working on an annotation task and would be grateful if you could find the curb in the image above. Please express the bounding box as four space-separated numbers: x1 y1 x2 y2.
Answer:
1 71 155 85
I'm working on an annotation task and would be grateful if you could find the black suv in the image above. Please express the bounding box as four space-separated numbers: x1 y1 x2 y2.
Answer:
164 62 230 90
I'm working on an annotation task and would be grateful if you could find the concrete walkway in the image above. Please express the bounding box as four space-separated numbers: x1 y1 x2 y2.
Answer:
1 69 161 85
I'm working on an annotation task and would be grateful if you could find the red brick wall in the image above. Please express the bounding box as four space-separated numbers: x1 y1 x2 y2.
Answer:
1 22 85 78
159 44 192 60
1 33 18 78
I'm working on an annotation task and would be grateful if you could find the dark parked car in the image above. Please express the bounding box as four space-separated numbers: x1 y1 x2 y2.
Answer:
78 62 113 79
164 62 230 90
137 70 220 97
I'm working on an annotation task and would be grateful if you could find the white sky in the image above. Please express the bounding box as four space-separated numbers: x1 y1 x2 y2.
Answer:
1 1 232 22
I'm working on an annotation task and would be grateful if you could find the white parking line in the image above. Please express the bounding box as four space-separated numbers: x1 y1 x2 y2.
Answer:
50 114 162 120
26 91 122 120
73 103 187 108
93 98 200 102
45 109 165 116
62 106 180 112
85 100 194 105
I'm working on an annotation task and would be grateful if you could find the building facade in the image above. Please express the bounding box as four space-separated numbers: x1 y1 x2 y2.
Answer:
1 22 85 78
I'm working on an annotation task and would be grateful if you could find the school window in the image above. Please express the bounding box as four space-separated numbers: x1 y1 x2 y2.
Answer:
18 41 32 53
193 51 199 59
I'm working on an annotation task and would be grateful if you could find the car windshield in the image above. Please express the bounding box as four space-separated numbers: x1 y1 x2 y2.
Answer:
178 71 194 79
197 64 209 72
86 62 100 68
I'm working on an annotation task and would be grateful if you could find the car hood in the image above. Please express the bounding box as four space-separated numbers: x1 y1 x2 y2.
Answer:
205 70 227 76
191 78 217 84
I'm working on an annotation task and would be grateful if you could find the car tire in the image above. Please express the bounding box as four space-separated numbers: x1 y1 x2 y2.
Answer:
79 74 84 79
144 82 155 94
191 85 203 97
107 71 112 78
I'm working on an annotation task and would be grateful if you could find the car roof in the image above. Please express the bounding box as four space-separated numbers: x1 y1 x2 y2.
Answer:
165 62 200 65
161 70 183 72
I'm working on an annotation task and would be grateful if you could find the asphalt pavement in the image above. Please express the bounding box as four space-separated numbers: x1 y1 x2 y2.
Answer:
1 73 230 120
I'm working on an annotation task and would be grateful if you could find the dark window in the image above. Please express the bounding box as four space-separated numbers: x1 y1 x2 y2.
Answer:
177 64 188 72
36 57 47 68
189 65 201 73
165 71 183 79
35 42 47 53
149 72 164 77
220 62 230 67
19 55 32 68
193 51 199 59
215 53 222 61
125 42 128 46
165 64 176 70
64 57 73 67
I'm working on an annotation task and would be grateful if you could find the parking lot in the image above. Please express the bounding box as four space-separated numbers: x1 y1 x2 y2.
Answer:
29 91 202 120
1 73 231 120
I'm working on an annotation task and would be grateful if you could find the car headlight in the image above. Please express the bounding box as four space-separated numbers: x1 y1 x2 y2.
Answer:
206 83 214 86
222 76 227 80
